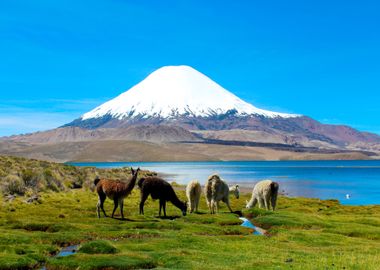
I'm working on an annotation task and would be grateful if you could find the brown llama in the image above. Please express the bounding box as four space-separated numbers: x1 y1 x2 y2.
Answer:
94 167 140 219
138 176 187 217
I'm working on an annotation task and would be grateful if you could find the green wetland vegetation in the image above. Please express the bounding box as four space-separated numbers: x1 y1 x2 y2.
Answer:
0 156 380 269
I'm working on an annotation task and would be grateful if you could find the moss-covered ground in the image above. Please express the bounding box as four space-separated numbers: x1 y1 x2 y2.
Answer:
0 187 379 270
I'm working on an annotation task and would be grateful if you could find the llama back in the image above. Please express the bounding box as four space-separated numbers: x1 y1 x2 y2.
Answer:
205 174 220 199
204 176 212 199
186 180 202 201
212 176 228 200
254 180 273 195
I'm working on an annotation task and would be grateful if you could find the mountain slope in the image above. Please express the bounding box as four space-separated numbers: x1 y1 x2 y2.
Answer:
4 125 200 144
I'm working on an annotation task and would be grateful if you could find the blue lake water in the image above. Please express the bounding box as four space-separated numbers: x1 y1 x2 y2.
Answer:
70 160 380 206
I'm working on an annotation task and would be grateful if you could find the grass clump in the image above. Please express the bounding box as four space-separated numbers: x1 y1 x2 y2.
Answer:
46 254 157 270
0 254 40 270
79 240 117 254
0 175 26 195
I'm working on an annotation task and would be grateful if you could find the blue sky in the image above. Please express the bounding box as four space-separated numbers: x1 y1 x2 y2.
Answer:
0 0 379 136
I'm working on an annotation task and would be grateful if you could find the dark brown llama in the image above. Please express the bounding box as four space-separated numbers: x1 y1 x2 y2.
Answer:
138 176 187 217
94 167 140 219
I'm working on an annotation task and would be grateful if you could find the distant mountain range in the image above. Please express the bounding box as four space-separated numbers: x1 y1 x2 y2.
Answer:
1 65 379 162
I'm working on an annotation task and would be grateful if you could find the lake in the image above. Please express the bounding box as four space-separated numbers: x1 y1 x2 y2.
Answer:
70 160 380 206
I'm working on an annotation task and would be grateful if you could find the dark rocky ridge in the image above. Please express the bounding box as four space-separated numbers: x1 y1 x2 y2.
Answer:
64 112 380 148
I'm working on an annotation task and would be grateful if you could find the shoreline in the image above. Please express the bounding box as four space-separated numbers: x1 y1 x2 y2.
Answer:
71 159 380 206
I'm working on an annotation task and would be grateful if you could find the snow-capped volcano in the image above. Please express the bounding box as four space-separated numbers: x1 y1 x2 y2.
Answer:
8 65 380 161
81 65 299 120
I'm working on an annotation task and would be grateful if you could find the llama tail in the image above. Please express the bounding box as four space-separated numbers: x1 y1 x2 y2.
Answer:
94 176 101 186
137 178 145 189
270 181 279 195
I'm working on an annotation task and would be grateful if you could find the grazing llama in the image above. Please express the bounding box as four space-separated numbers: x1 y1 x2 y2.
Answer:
138 176 187 217
94 167 140 219
246 180 279 211
204 174 239 214
186 180 202 213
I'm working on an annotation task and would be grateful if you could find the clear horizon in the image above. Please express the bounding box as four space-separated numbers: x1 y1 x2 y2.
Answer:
1 1 379 136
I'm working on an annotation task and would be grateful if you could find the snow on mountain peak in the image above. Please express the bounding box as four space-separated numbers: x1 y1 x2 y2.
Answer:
81 65 300 120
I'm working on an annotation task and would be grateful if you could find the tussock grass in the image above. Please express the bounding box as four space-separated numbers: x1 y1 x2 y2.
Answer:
0 155 154 195
79 240 117 254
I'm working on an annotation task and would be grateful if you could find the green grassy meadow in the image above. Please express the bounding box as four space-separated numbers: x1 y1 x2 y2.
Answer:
1 188 380 270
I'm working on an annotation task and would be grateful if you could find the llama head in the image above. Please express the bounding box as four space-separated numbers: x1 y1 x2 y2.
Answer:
246 198 257 209
230 184 240 199
131 167 140 176
246 199 250 209
181 201 188 216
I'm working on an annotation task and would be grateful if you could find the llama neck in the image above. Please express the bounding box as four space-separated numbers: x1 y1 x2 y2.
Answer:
247 195 257 208
125 172 138 194
170 192 184 211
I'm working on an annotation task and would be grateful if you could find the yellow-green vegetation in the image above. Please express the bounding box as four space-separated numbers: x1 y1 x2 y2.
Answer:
1 155 380 269
0 155 155 196
0 188 379 269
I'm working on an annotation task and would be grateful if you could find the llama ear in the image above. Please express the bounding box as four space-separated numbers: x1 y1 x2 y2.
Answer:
131 167 135 174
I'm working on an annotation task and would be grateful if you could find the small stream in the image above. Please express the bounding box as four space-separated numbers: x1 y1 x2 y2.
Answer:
40 245 79 270
239 217 266 235
37 219 261 269
56 244 79 257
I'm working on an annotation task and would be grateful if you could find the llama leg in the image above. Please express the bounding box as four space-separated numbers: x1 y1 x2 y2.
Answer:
261 198 266 209
210 199 215 214
159 199 163 217
96 201 100 218
207 200 211 213
223 197 233 213
190 199 193 213
214 200 219 213
258 197 264 209
264 195 270 210
163 200 167 217
251 198 258 208
96 196 101 218
97 192 107 218
119 199 124 219
271 193 278 211
139 192 149 215
112 198 119 218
